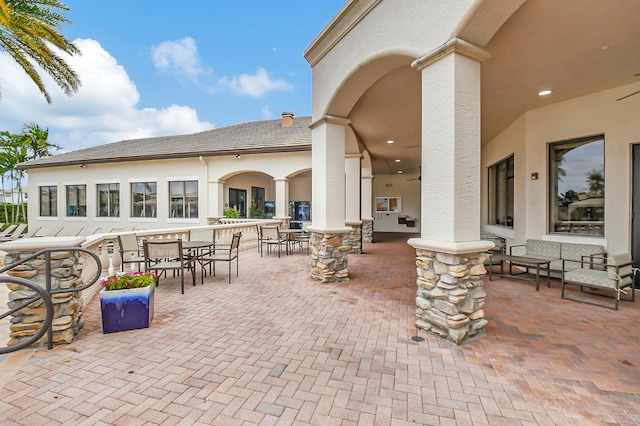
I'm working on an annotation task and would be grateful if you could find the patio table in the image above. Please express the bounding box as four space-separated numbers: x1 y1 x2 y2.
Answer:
488 253 551 291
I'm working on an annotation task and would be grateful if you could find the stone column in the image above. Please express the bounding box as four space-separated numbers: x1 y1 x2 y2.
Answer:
345 153 362 253
309 115 352 282
408 38 493 344
361 167 374 243
1 237 89 347
273 177 291 228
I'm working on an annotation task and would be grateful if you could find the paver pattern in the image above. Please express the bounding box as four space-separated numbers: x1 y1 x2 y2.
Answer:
1 232 639 425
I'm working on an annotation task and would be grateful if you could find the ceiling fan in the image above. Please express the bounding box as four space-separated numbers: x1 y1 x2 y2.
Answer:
406 166 421 181
616 73 640 101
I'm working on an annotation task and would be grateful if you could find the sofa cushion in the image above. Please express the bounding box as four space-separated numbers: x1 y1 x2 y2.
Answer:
564 268 617 289
607 253 634 286
555 243 605 272
525 239 561 259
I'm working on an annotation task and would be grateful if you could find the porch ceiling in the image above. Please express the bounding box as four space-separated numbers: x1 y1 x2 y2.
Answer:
345 0 640 176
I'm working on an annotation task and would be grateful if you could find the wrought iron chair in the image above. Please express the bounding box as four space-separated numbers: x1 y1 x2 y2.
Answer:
143 239 195 294
199 232 242 284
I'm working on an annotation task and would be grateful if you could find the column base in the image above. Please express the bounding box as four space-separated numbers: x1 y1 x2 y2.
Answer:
310 228 351 283
362 218 373 243
345 221 362 254
408 238 493 345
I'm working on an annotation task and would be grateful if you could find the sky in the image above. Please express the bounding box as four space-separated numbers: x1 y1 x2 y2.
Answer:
0 1 345 154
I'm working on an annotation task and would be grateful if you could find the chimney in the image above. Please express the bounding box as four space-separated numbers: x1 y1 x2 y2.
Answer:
282 111 294 127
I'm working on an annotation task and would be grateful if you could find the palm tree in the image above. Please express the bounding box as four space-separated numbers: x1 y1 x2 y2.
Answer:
21 122 59 157
585 169 604 196
0 0 81 103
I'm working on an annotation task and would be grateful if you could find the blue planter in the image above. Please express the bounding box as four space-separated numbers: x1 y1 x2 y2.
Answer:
100 285 154 334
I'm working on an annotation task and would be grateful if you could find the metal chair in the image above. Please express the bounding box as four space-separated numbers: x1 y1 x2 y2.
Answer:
199 232 242 284
260 226 287 257
118 233 145 272
143 239 195 294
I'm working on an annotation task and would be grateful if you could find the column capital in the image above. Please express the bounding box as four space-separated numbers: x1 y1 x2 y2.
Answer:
309 114 351 130
345 152 362 160
273 177 289 182
411 37 491 71
407 238 494 255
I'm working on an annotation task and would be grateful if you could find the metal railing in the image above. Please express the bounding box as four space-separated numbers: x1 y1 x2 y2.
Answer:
0 247 102 354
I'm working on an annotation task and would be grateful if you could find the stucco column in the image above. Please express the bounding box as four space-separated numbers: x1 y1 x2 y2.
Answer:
274 177 290 228
309 115 352 282
207 180 225 224
345 153 362 254
361 171 374 244
408 38 493 344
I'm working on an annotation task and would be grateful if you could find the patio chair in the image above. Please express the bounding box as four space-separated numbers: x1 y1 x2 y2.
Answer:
199 232 242 284
260 226 287 257
561 253 637 310
0 223 27 241
143 239 195 294
188 227 217 275
20 226 42 238
0 224 17 238
118 233 145 272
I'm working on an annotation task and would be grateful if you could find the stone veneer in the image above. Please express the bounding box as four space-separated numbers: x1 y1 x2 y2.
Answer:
414 248 488 344
362 219 373 243
345 221 362 254
2 237 88 347
310 231 350 283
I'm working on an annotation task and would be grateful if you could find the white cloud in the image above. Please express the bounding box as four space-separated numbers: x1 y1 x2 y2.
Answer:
219 68 293 97
151 37 210 83
0 38 214 153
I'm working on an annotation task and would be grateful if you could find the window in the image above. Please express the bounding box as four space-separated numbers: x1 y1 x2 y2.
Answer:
169 180 198 218
39 186 57 216
131 182 157 218
228 188 246 218
488 155 514 227
97 183 120 217
66 185 86 217
250 186 265 218
549 136 604 235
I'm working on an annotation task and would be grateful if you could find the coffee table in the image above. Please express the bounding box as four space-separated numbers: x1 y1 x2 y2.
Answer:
488 254 551 291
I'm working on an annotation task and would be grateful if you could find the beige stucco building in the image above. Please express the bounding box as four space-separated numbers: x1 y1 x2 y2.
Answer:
19 114 314 235
17 0 640 343
303 0 640 341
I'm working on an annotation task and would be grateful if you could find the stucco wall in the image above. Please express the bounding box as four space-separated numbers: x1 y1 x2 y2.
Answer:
372 172 421 233
481 82 640 254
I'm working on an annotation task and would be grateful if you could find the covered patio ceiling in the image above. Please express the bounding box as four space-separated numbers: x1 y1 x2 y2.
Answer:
344 0 640 176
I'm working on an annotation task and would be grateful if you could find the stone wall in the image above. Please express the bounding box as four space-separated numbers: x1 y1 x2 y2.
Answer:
414 248 488 344
4 247 85 347
310 231 350 283
362 219 373 243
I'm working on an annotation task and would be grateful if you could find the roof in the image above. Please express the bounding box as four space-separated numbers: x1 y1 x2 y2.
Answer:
17 116 312 170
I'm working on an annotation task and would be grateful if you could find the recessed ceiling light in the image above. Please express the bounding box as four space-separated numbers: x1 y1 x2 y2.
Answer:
398 171 403 174
387 140 394 144
538 89 552 96
395 159 401 162
601 45 609 50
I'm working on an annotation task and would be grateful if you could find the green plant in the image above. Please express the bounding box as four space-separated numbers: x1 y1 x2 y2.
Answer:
102 271 158 291
224 207 241 218
249 202 265 219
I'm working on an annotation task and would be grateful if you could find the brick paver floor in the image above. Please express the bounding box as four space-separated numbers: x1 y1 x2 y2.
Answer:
1 232 639 425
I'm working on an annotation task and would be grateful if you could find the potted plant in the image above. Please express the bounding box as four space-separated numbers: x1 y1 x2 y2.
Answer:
99 271 158 334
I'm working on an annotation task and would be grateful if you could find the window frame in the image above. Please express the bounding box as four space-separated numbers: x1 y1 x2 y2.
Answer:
548 135 605 236
39 185 57 217
130 181 157 218
487 154 514 228
65 184 87 217
97 183 120 218
169 180 198 219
